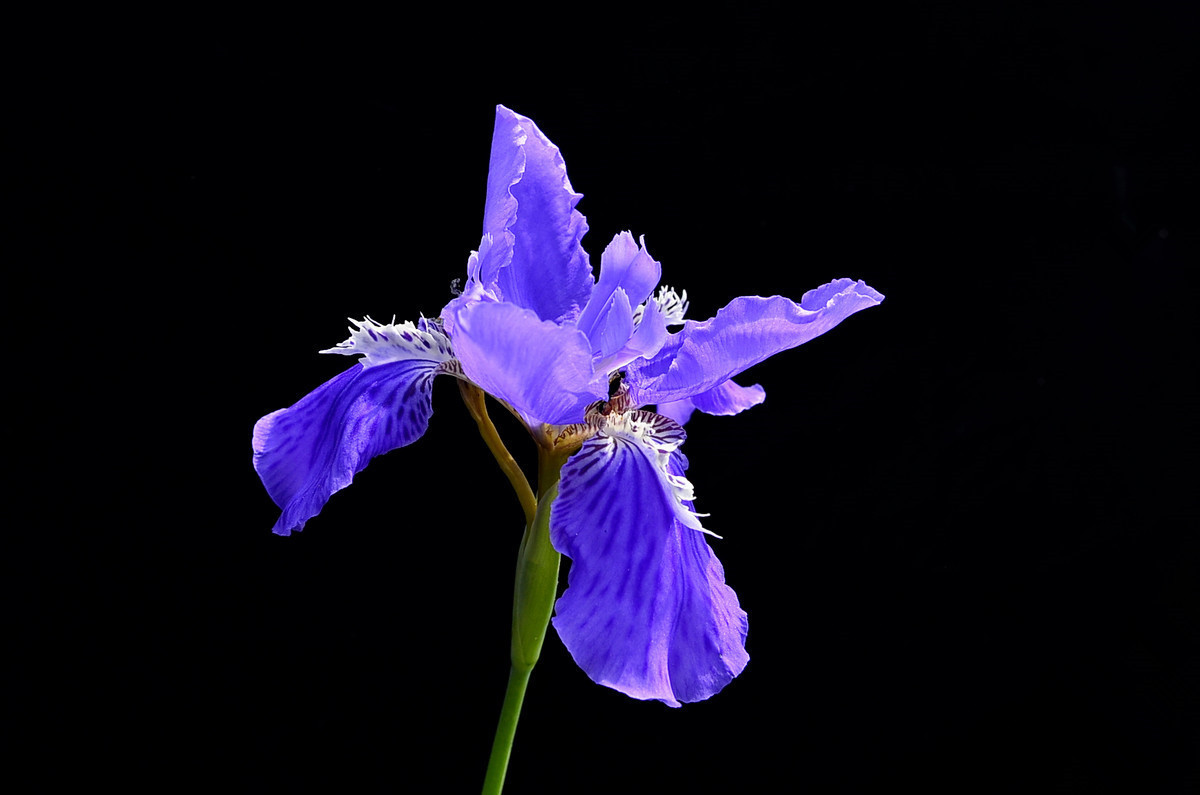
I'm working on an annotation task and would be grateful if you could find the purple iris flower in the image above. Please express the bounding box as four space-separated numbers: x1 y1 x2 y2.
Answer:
253 105 884 706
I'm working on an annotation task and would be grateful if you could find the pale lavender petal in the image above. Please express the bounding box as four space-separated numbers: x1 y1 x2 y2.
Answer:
596 287 634 359
576 231 662 349
654 397 697 426
482 112 523 250
550 414 748 706
253 360 443 535
627 278 884 406
449 300 606 427
440 234 505 337
485 105 594 324
656 378 766 426
593 296 670 376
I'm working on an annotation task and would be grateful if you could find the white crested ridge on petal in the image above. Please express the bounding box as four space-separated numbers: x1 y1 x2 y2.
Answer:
321 317 455 369
631 284 689 328
654 285 690 326
599 410 716 537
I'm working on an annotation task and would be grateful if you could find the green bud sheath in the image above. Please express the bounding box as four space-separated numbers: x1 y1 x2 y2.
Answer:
510 446 567 669
482 443 569 795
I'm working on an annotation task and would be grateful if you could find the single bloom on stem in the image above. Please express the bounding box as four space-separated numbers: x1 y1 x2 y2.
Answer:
252 104 884 707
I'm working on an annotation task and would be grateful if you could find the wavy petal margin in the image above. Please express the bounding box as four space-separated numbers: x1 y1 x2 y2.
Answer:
627 278 884 406
484 105 594 324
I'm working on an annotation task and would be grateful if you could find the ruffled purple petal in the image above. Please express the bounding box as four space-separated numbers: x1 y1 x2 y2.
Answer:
594 296 670 376
597 287 635 359
550 414 748 706
449 300 606 427
656 378 766 426
482 113 522 258
253 359 444 535
576 231 662 350
484 105 594 324
627 278 884 406
440 234 505 337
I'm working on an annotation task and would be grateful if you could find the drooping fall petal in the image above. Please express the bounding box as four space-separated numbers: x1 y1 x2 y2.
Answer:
550 412 749 706
253 319 456 535
254 361 442 535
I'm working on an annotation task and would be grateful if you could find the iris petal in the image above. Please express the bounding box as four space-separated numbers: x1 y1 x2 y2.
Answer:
550 414 748 706
485 105 594 324
253 359 445 535
596 287 634 359
449 300 606 427
576 231 662 348
657 378 766 426
593 296 670 376
627 279 884 406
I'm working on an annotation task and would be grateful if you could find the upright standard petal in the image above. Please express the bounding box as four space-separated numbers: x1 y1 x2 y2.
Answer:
449 300 607 427
627 278 884 406
575 231 662 350
592 294 670 377
550 411 749 706
252 319 456 535
484 105 594 324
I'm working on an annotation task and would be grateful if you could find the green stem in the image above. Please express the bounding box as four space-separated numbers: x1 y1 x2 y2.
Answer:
481 666 532 795
481 444 568 795
459 380 537 526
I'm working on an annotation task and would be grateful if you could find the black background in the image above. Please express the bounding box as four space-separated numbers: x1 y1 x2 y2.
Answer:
10 3 1199 791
